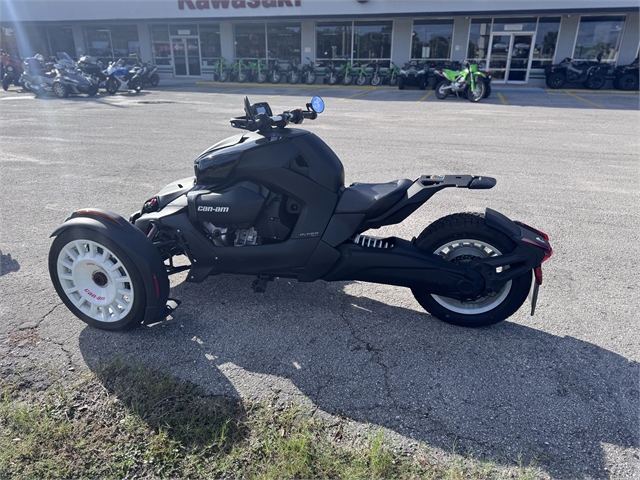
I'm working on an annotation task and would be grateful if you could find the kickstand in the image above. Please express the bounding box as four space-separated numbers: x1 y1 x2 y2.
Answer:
164 298 182 316
252 274 274 293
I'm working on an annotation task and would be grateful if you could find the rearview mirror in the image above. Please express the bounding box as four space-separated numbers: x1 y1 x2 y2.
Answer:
311 96 324 114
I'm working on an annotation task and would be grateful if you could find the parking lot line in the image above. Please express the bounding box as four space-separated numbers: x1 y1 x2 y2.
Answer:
497 92 508 105
418 91 433 102
339 87 375 101
565 91 604 108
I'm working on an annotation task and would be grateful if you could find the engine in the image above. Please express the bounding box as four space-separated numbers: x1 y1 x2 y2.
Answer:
187 181 300 247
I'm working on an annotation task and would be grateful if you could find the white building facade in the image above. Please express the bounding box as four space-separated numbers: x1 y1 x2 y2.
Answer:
1 0 638 85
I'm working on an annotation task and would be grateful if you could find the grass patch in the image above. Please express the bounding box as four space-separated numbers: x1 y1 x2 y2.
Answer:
0 361 544 479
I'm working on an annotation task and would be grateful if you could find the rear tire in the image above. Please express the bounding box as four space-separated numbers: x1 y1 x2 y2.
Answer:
435 80 449 99
411 212 532 328
129 78 142 93
483 83 492 98
304 71 316 84
584 73 605 90
48 227 148 331
389 74 398 87
370 74 381 86
149 73 160 87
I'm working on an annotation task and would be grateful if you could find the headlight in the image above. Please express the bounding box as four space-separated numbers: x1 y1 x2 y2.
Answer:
7 66 13 72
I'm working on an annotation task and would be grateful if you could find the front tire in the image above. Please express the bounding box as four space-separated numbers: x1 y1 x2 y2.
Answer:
2 75 11 91
370 74 381 86
411 212 532 328
105 78 118 94
545 72 565 89
53 81 69 98
48 227 148 331
129 78 142 93
584 73 605 90
356 74 366 86
468 80 486 102
270 71 281 84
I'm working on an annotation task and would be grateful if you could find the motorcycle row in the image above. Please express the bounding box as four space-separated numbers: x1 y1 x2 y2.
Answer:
0 50 160 97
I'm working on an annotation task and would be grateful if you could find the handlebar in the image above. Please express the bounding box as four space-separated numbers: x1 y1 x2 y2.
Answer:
231 107 317 132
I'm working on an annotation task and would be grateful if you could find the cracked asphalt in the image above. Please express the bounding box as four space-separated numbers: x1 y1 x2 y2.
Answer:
0 84 638 478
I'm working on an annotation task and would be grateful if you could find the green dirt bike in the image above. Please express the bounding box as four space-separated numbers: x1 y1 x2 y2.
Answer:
354 62 369 86
230 58 250 83
212 58 229 82
383 62 401 86
434 61 488 102
248 58 268 83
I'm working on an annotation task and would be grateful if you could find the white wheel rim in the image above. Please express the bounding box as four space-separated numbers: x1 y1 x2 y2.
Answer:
431 238 512 315
56 239 135 323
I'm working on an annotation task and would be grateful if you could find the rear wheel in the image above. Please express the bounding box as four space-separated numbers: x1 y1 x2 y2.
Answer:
483 83 492 98
129 78 142 93
411 212 532 328
48 227 148 331
370 74 381 86
584 73 605 90
342 74 353 85
257 72 268 83
617 73 638 91
418 76 427 90
87 84 99 96
149 73 160 87
389 73 398 87
435 80 449 99
304 71 316 84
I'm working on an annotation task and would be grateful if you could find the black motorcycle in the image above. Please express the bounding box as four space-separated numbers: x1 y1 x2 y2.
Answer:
544 52 609 89
613 56 638 91
19 54 56 97
137 62 160 88
77 55 107 87
48 96 553 332
300 57 317 85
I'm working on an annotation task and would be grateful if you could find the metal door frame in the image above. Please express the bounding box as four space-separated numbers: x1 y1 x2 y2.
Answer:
487 32 535 84
170 35 202 77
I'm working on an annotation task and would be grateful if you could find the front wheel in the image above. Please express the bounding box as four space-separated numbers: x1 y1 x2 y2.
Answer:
370 74 381 86
305 71 316 84
48 227 148 331
435 80 450 99
327 72 338 85
389 73 398 87
412 213 532 327
342 74 353 86
584 73 605 90
87 84 99 96
617 73 638 91
545 72 565 89
53 81 69 98
289 71 300 84
2 75 11 91
356 74 366 86
129 78 142 93
257 72 268 83
105 78 118 94
468 80 486 102
270 71 281 84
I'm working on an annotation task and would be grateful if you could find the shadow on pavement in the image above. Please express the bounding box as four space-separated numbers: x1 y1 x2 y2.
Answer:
78 273 639 478
0 250 20 277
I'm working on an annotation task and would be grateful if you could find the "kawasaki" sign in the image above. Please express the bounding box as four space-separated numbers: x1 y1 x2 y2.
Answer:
179 0 301 9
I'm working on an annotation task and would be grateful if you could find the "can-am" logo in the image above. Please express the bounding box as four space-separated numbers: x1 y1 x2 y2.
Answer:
198 206 229 212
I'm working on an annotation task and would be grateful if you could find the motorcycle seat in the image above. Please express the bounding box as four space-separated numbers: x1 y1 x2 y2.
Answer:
336 179 412 219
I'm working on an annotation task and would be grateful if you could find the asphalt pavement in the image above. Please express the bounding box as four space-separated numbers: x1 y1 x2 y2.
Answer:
0 83 638 478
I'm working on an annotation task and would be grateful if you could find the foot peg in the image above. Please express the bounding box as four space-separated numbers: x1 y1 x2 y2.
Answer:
164 298 181 316
252 274 273 293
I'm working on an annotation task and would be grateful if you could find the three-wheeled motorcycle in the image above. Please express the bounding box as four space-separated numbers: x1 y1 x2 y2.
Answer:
48 96 552 331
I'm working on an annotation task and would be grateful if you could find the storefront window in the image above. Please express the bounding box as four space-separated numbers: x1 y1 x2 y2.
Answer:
316 22 352 62
84 25 139 63
21 25 49 58
267 23 300 64
353 21 392 62
110 25 139 60
467 18 492 61
199 24 221 66
412 19 453 60
574 15 625 62
84 26 113 63
531 17 560 68
47 27 75 58
151 25 171 65
235 23 265 59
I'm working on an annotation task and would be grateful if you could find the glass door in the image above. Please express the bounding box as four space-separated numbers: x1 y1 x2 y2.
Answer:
487 33 534 83
171 37 202 76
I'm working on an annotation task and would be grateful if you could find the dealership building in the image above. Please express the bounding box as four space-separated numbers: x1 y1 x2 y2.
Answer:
1 0 638 86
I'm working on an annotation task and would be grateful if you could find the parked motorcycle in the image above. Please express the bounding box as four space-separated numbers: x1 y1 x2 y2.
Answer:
323 59 339 85
212 58 229 82
51 52 99 98
48 95 553 332
613 56 638 91
268 58 283 84
544 52 608 90
19 54 56 96
229 58 250 83
104 58 143 94
433 62 488 102
383 62 400 86
285 59 300 84
1 50 23 90
369 61 382 86
354 62 369 86
300 57 317 85
135 61 160 88
77 55 106 87
248 58 268 83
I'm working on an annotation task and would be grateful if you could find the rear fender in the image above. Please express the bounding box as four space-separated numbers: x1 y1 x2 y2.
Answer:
50 208 170 324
